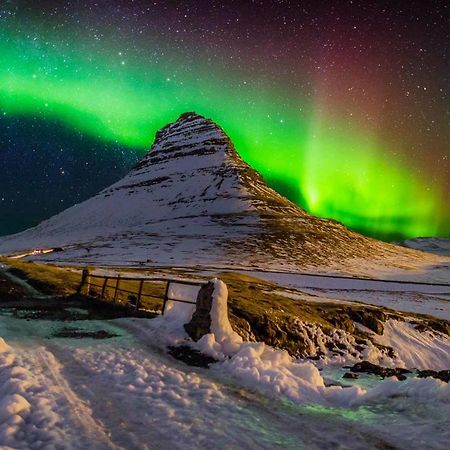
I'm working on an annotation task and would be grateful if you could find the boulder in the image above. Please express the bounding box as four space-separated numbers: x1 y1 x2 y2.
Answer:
184 281 215 341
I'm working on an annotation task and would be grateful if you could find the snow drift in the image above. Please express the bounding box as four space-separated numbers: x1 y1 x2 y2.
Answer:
139 279 450 409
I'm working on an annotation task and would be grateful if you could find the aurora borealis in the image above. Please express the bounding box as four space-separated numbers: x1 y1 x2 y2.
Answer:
1 1 449 239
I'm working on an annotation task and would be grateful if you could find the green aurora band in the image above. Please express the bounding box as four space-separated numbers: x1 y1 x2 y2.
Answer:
1 28 447 240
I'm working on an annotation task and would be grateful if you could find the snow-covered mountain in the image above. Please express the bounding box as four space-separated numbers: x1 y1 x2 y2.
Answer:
0 112 442 273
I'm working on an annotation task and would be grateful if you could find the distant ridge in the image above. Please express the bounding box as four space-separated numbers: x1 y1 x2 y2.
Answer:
395 237 450 256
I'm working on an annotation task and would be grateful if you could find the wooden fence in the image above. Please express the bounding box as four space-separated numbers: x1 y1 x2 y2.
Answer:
77 269 206 314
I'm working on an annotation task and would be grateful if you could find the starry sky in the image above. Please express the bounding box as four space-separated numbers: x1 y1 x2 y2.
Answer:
0 0 449 240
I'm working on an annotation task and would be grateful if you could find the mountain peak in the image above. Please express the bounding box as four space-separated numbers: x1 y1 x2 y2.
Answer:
143 111 237 171
151 112 227 154
177 111 207 122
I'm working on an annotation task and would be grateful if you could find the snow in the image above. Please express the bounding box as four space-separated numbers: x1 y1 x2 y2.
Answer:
86 267 450 322
167 282 201 305
2 280 449 449
2 272 447 447
372 319 450 370
189 280 363 406
67 338 450 449
118 282 450 448
67 345 310 449
0 111 448 447
129 281 335 406
164 299 196 322
0 115 254 257
397 237 450 256
213 342 366 407
0 294 449 449
247 270 450 295
0 339 31 446
0 336 117 449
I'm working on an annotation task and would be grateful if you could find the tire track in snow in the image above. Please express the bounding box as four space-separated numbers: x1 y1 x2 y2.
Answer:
15 342 119 450
44 344 154 450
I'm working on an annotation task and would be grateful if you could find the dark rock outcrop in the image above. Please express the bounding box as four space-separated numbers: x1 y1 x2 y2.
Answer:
349 361 411 380
184 281 215 341
417 369 450 383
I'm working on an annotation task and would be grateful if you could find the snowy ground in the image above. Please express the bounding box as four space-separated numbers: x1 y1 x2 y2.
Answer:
244 270 450 321
0 281 449 449
1 315 449 450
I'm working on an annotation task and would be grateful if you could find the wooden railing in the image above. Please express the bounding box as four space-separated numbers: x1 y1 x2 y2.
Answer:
78 269 206 314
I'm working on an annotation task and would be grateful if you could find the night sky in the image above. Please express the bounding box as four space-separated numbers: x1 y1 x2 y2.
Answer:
0 0 449 240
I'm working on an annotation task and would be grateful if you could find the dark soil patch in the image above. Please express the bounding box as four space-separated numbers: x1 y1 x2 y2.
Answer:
14 307 91 321
413 320 450 337
349 361 412 380
342 372 359 379
168 345 217 368
0 273 32 302
53 327 118 339
0 294 158 321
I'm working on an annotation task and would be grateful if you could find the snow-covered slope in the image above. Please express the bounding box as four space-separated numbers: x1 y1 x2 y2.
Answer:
395 237 450 256
0 112 444 273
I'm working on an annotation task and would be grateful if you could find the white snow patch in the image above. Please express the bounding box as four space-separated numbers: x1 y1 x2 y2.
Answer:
398 237 450 256
0 336 116 449
0 338 32 447
248 270 450 321
373 319 450 370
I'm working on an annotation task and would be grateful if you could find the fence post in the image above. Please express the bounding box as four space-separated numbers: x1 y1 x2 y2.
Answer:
77 268 89 294
113 276 121 304
101 277 108 299
87 274 92 296
161 281 170 315
136 279 144 311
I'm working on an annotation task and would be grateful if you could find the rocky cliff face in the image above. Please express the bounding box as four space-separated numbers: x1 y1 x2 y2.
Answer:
0 112 437 272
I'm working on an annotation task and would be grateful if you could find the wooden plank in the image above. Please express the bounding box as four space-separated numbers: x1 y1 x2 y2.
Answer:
86 274 206 285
